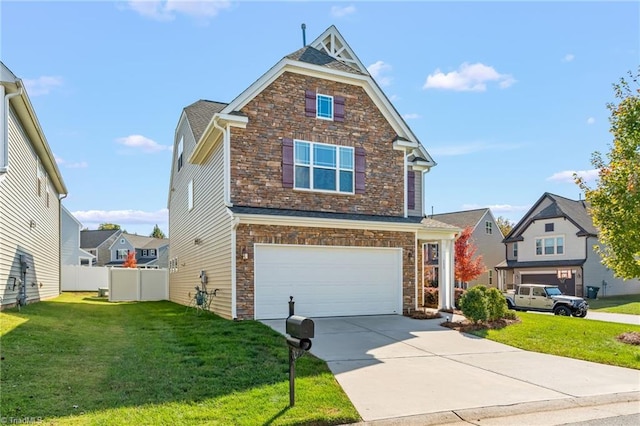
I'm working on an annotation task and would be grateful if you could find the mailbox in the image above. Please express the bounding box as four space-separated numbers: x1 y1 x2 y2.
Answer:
286 315 314 339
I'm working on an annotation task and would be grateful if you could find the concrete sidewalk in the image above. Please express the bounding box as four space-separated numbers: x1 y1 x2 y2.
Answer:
262 315 640 423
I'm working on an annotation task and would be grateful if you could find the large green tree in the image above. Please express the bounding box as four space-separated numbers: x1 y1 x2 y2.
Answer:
576 69 640 279
98 223 121 230
150 224 166 239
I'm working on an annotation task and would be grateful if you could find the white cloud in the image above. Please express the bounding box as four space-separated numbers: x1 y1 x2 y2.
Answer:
367 60 393 86
55 155 88 169
423 62 515 92
73 208 168 228
331 5 356 18
547 169 599 184
127 0 231 22
563 53 575 62
402 113 421 120
116 135 172 153
428 141 525 156
587 117 595 125
23 76 63 96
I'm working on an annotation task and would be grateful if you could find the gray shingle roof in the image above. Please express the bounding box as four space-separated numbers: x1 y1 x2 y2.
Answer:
430 208 489 230
496 259 586 269
80 229 120 249
122 233 169 250
286 46 365 75
184 100 227 142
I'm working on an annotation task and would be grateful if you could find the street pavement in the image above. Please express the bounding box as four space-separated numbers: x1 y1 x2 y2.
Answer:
262 313 640 425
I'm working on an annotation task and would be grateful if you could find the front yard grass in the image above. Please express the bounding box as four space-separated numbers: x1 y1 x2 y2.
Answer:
588 294 640 315
469 312 640 370
0 293 360 425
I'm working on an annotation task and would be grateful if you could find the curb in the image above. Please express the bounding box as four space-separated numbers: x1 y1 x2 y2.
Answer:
344 392 640 426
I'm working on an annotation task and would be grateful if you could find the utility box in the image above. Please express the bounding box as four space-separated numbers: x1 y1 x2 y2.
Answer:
286 315 315 339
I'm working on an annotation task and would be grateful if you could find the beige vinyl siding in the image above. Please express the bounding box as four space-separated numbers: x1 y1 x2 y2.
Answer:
407 170 423 217
0 107 60 306
168 116 232 319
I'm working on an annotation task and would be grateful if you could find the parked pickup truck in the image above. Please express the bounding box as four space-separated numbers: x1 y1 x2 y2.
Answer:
503 284 589 317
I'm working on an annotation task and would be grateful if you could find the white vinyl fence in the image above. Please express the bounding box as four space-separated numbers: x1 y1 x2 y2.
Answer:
61 266 168 302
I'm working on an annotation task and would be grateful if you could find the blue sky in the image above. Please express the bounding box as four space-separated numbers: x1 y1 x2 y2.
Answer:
2 1 637 235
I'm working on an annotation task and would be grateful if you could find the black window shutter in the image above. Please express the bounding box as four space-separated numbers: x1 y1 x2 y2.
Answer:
355 147 366 194
334 96 345 122
282 138 294 188
305 90 316 117
408 171 416 210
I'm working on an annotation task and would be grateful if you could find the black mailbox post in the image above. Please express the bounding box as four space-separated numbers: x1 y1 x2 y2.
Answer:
285 298 314 407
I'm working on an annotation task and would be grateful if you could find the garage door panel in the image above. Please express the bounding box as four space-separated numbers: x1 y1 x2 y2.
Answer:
255 245 402 319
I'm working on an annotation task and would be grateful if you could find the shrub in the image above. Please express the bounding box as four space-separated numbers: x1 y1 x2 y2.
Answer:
423 287 467 308
459 286 488 323
485 287 509 321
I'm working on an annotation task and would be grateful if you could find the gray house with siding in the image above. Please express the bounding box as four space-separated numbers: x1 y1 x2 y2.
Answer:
80 229 122 266
106 233 169 268
499 192 640 297
1 61 67 308
430 208 505 289
61 206 94 266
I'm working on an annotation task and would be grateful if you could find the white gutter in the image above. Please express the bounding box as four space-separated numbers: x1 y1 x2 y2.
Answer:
212 117 232 207
1 86 23 172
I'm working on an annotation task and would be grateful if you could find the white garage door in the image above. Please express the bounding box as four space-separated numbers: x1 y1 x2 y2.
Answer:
254 244 402 319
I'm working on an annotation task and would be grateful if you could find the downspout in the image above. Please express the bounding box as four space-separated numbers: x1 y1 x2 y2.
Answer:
228 210 240 320
212 117 231 207
58 193 68 295
403 151 408 218
2 86 23 172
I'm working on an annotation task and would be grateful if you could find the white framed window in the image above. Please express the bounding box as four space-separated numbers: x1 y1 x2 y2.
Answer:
188 180 194 210
535 236 564 256
294 141 353 193
489 270 493 285
177 136 184 171
142 250 148 256
149 249 156 256
513 242 518 258
316 94 333 120
116 249 128 259
120 239 125 244
485 221 492 235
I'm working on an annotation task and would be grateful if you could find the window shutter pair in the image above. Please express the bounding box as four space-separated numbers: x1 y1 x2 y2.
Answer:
282 138 365 192
407 171 416 210
304 90 345 122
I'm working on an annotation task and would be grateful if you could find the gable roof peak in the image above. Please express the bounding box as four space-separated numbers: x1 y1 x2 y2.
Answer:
308 25 369 74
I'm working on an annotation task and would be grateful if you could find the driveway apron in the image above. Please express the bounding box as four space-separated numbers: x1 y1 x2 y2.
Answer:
261 315 640 421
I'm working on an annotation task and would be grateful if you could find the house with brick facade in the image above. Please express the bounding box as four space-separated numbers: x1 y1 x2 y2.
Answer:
167 26 460 320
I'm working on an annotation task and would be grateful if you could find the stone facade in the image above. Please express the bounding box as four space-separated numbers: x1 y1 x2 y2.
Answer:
229 71 405 216
235 224 416 319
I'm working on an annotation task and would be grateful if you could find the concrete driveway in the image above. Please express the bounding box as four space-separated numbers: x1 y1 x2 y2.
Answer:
261 315 640 422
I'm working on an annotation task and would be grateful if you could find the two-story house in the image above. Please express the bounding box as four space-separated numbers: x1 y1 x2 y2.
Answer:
61 206 94 266
1 61 68 309
499 192 640 297
167 26 460 320
431 208 505 289
106 233 169 268
81 229 122 266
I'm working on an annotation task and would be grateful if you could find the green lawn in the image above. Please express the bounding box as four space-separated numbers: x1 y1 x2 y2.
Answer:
470 312 640 369
0 293 360 425
588 294 640 315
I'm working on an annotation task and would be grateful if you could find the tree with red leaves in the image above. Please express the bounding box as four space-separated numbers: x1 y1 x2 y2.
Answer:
455 226 485 285
122 251 137 268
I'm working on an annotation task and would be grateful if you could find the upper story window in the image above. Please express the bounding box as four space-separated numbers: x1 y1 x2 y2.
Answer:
177 136 184 171
116 249 129 259
149 249 156 256
305 90 345 122
142 250 148 256
513 242 518 258
37 161 46 197
485 221 493 235
535 236 564 255
294 141 353 193
316 94 333 120
188 180 194 211
120 239 125 244
545 223 554 232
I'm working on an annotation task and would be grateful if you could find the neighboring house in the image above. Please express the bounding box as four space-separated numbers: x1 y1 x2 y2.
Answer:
430 208 505 289
167 26 460 320
499 192 640 297
106 233 169 268
0 61 68 308
61 206 94 266
80 229 122 266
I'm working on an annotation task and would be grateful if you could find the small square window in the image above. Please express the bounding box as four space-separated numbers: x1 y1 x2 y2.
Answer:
545 223 554 232
316 94 333 120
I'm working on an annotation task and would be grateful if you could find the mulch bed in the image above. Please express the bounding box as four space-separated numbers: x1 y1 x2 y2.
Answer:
441 318 521 333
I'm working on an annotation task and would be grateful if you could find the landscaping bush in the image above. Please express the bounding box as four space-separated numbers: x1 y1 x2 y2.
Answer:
459 286 488 323
423 287 466 308
485 287 509 321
